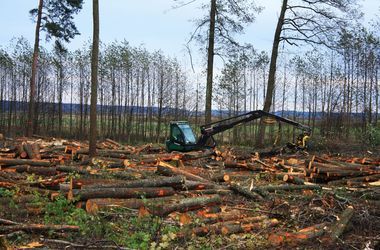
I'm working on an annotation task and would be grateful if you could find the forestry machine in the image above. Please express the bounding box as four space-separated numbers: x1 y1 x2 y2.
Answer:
166 110 311 152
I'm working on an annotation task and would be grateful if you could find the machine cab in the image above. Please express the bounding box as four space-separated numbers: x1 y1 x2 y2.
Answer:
166 121 198 152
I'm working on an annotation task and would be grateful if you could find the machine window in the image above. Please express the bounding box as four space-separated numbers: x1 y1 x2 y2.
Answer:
178 124 197 144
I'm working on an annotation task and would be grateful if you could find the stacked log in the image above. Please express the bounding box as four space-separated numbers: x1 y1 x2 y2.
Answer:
304 156 380 183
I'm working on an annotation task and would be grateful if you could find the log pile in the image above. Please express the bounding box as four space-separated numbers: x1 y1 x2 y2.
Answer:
0 137 379 248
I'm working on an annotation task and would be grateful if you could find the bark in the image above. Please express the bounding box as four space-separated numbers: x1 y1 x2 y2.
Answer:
89 0 100 158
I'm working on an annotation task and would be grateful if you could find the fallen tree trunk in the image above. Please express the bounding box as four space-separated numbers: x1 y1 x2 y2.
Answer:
210 173 230 182
254 184 321 193
75 187 175 200
85 196 183 214
328 174 380 186
181 180 216 191
179 218 278 238
0 158 51 167
156 161 211 183
150 195 222 216
7 165 57 176
326 205 354 243
0 223 79 233
229 183 264 200
56 165 91 175
179 189 233 196
268 222 328 246
282 174 305 185
82 176 185 189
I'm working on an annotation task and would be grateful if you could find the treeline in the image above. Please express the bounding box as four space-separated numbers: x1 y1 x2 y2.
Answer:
0 25 379 147
0 38 201 142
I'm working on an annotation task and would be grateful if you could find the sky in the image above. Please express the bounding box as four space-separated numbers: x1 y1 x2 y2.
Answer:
0 0 379 69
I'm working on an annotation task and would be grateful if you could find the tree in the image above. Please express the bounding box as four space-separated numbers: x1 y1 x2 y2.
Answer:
183 0 261 123
256 0 357 147
27 0 83 136
89 0 100 157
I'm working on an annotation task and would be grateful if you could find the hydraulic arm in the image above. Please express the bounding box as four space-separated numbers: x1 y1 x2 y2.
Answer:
197 110 311 148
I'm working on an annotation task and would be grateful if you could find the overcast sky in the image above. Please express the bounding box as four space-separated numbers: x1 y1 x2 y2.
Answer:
0 0 379 68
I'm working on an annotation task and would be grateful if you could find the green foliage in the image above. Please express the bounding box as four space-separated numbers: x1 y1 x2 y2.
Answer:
107 214 179 249
366 124 380 147
44 195 90 231
30 0 84 42
0 188 15 198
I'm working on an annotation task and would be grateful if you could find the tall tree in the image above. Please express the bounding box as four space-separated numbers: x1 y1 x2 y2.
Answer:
89 0 100 157
256 0 357 146
184 0 261 123
27 0 83 136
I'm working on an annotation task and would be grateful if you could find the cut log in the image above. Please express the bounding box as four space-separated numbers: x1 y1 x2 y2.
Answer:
81 176 185 189
182 149 214 160
181 180 216 190
282 174 305 185
105 138 124 149
326 205 354 243
253 184 321 193
56 165 90 175
85 196 183 214
31 143 41 160
156 161 210 183
179 218 278 238
8 165 57 176
75 187 175 200
328 174 380 186
180 189 233 196
0 158 51 167
150 195 222 217
268 222 328 246
0 224 79 233
229 183 264 200
210 173 230 182
202 212 248 224
16 144 27 158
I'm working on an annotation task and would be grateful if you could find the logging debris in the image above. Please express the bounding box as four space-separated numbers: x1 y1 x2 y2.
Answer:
0 136 379 249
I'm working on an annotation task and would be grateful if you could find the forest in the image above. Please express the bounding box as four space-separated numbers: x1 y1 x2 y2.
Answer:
0 0 380 249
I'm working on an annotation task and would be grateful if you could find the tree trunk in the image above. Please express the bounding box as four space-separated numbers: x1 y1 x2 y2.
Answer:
89 0 99 158
256 0 287 147
27 0 44 137
204 0 216 124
